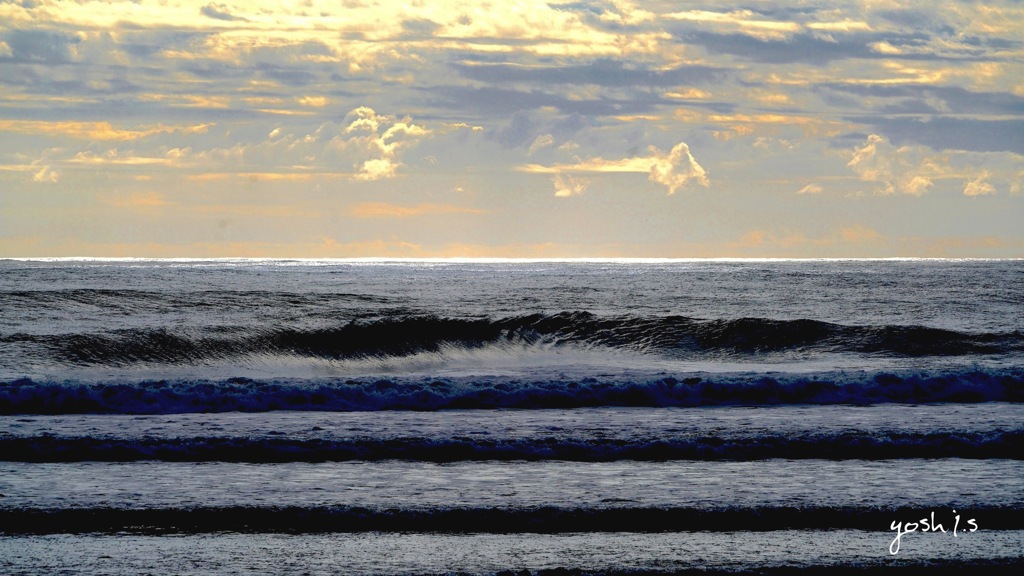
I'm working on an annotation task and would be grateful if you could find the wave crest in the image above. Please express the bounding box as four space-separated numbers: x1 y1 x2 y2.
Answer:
5 313 1023 366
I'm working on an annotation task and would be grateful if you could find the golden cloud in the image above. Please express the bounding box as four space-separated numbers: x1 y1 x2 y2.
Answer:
0 120 211 141
348 202 485 218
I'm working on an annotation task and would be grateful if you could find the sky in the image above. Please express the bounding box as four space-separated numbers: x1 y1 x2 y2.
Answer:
0 0 1022 258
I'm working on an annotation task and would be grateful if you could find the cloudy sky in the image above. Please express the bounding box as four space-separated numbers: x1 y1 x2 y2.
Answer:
1 0 1022 257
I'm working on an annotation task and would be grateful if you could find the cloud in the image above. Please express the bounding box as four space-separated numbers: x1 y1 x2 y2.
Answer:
648 142 709 194
728 224 886 255
852 117 1024 154
963 172 996 196
187 172 339 182
666 9 803 41
102 191 174 208
348 202 484 218
522 141 708 194
552 174 587 197
528 134 555 155
297 96 330 108
847 134 936 195
68 149 189 167
2 29 78 63
2 1 1022 258
435 85 665 118
491 112 589 151
342 107 430 181
200 3 247 22
0 120 212 141
684 31 876 65
452 60 724 87
1010 169 1024 197
31 166 58 183
32 107 434 181
825 84 1024 118
0 105 454 195
598 0 656 26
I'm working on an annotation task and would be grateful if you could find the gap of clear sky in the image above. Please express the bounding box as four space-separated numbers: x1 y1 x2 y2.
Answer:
1 0 1022 258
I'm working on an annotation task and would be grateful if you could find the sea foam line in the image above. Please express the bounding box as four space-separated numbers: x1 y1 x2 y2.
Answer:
2 431 1021 462
2 369 1022 414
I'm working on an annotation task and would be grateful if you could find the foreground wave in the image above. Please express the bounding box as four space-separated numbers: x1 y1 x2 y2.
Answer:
6 313 1024 366
4 531 1024 576
3 369 1022 414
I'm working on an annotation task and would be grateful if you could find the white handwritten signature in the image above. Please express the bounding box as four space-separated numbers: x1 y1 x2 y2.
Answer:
890 509 978 554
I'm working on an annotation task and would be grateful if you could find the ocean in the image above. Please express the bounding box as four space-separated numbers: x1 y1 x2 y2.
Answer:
1 258 1022 575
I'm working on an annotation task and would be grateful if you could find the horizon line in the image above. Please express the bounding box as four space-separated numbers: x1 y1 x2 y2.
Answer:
3 256 1022 263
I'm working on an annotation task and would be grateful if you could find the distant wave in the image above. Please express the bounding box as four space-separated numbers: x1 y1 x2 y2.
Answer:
2 369 1022 414
3 431 1020 462
4 312 1024 366
2 504 1019 534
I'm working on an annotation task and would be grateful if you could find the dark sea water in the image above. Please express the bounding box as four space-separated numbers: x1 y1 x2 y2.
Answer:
1 258 1022 575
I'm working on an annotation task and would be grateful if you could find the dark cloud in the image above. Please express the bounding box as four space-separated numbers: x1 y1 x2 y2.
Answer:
824 84 1024 117
876 99 947 116
0 97 260 123
0 64 144 96
2 30 78 63
493 111 535 148
546 2 602 14
119 42 165 58
183 62 253 79
685 31 871 65
748 6 820 19
875 8 952 32
829 132 873 149
682 30 983 65
432 85 628 116
956 35 1019 51
401 19 442 37
256 63 318 87
452 59 725 87
490 111 591 149
200 3 248 22
852 116 1024 154
431 84 734 118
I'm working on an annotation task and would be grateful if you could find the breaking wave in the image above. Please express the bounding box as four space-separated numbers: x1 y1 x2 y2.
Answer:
4 313 1024 367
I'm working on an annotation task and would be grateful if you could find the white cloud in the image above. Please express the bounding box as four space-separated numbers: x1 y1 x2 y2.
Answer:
18 107 435 182
521 141 708 195
599 1 656 25
552 174 587 197
847 134 935 195
354 157 398 181
648 142 709 194
663 9 802 40
797 183 822 195
528 134 554 156
963 172 996 196
32 166 58 183
340 107 430 181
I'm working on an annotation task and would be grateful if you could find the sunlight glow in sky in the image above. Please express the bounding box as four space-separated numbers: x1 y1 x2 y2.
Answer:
1 0 1022 257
